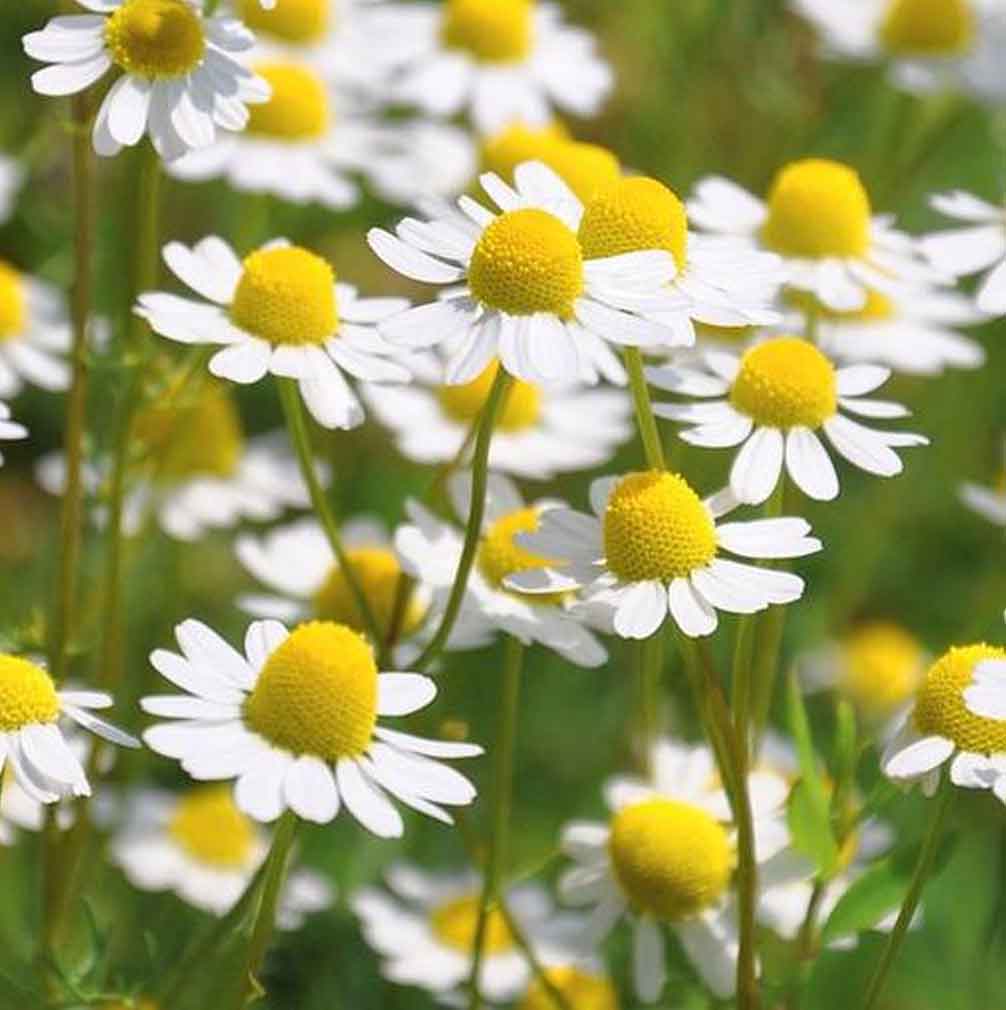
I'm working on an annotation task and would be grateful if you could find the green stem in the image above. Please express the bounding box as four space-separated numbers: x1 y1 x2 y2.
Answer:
498 901 572 1010
624 347 665 470
638 631 663 775
411 370 512 673
862 785 954 1010
468 635 523 1010
277 378 383 646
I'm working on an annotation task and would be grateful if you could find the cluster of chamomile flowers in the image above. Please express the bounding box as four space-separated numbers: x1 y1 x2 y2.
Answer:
1 0 1005 1007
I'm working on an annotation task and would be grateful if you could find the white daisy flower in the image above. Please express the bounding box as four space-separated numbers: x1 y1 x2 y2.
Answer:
688 159 947 312
142 618 482 836
0 403 28 466
377 0 613 134
136 236 411 430
0 260 71 396
111 785 333 925
920 189 1006 318
883 644 1006 803
394 471 607 667
353 864 567 1003
0 157 22 224
559 739 809 1001
505 471 820 640
0 654 138 803
650 337 929 505
23 0 270 161
363 357 633 480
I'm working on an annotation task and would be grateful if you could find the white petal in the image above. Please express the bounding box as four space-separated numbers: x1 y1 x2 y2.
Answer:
377 673 437 717
336 759 403 838
612 581 667 640
283 756 339 823
667 578 718 638
730 427 784 505
634 917 667 1003
785 427 838 501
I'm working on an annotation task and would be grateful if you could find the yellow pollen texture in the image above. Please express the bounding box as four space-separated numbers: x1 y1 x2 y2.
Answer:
438 361 541 432
578 176 688 270
609 798 733 921
840 622 924 717
519 966 620 1010
468 209 583 317
104 0 205 78
729 337 837 429
431 895 516 953
603 471 717 583
231 245 337 347
243 621 378 759
168 785 256 868
0 655 60 732
239 0 328 43
478 506 564 603
914 644 1006 754
313 547 426 636
761 159 872 258
880 0 974 55
0 262 25 340
441 0 533 64
247 63 329 141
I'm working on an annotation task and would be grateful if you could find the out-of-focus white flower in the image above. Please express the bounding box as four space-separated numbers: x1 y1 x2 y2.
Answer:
0 157 22 224
0 403 27 466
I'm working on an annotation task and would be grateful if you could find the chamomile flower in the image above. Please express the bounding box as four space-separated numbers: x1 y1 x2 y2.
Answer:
0 655 138 803
136 236 411 429
369 163 701 388
23 0 270 161
688 159 946 311
505 471 820 640
559 740 808 1001
142 618 482 836
0 261 70 396
513 963 620 1010
353 864 567 1002
0 403 28 465
883 644 1006 802
363 358 633 480
395 472 607 666
111 785 333 924
650 337 928 505
379 0 613 134
921 190 1006 317
0 157 22 224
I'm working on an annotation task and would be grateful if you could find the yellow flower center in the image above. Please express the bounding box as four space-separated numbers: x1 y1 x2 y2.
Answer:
609 798 733 921
787 288 894 323
243 621 377 759
104 0 205 78
478 506 564 604
0 262 26 341
247 63 329 141
578 177 688 271
481 124 621 205
441 0 533 64
761 159 871 259
231 246 337 347
239 0 328 43
603 471 717 583
133 383 243 480
914 644 1006 755
167 786 256 868
438 361 541 432
430 894 516 953
879 0 973 55
839 622 925 718
468 209 583 318
729 337 837 429
313 547 426 637
519 967 620 1010
0 656 60 732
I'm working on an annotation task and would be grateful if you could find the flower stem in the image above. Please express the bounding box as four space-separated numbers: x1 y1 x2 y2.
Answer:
468 634 523 1010
411 369 512 672
277 377 383 646
638 630 663 775
862 785 954 1010
624 347 665 470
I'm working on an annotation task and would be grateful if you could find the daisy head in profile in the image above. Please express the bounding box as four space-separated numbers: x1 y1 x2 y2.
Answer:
883 643 1006 802
650 338 928 505
23 0 270 160
688 158 946 312
0 654 138 803
504 471 820 640
111 785 332 924
142 618 482 837
136 236 410 430
559 738 807 1002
